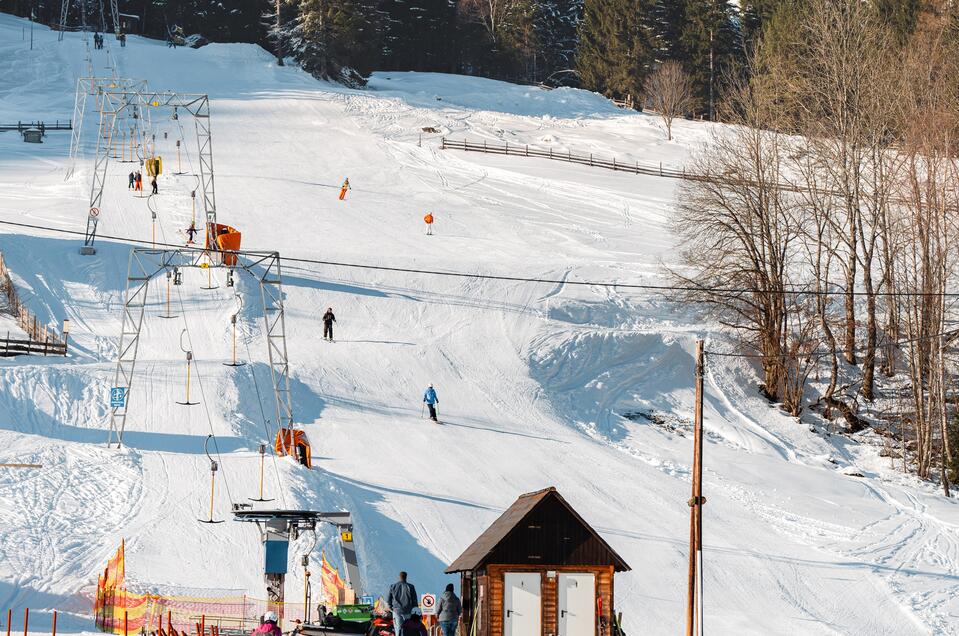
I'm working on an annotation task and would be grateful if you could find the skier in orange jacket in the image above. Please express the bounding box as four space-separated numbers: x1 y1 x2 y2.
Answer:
424 212 434 235
338 178 350 200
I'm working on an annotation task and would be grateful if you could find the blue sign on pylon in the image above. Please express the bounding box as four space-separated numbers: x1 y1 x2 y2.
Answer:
110 387 127 408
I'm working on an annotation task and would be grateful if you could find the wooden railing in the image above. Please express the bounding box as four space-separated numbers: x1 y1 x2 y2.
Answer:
0 252 67 357
440 137 689 179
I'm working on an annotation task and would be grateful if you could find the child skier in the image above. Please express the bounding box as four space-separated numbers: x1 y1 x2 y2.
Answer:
185 221 198 245
338 178 350 201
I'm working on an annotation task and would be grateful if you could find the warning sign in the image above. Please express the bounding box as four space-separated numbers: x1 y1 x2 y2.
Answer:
89 207 100 218
420 593 436 616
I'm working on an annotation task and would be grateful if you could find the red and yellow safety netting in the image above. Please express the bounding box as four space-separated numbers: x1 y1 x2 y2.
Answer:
319 552 351 606
93 541 355 634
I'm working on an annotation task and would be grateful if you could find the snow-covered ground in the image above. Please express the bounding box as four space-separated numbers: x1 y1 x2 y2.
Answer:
1 14 957 635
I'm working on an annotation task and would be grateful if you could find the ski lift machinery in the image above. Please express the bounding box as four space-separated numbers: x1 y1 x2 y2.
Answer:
231 508 363 624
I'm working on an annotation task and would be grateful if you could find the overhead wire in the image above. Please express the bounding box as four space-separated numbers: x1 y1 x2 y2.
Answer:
145 162 238 508
2 216 959 299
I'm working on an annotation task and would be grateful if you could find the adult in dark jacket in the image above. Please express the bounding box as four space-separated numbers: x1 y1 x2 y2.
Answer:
435 584 461 636
387 572 417 636
322 307 336 342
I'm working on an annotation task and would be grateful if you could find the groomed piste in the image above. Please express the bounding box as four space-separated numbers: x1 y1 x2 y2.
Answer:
1 12 958 636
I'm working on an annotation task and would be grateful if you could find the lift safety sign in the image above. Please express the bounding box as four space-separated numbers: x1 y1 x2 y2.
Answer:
110 387 127 408
420 593 436 616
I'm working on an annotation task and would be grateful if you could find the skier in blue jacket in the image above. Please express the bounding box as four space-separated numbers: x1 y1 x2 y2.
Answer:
423 384 439 422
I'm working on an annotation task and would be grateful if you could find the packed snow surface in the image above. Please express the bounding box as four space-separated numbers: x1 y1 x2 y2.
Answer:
1 14 958 635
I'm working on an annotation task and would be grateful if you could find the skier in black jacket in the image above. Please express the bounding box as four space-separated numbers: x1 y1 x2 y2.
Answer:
322 308 336 342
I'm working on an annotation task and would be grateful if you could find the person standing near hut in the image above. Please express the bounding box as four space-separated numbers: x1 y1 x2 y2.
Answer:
436 584 461 636
387 571 418 636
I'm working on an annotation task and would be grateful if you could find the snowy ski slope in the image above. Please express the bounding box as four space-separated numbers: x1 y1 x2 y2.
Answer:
1 14 958 635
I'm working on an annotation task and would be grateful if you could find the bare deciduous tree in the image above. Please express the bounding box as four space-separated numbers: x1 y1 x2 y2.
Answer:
643 61 697 140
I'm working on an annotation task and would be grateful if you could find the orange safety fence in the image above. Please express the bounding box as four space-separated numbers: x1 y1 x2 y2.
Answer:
93 541 357 634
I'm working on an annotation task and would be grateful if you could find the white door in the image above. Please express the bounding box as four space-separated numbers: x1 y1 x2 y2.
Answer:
504 572 541 636
558 573 595 636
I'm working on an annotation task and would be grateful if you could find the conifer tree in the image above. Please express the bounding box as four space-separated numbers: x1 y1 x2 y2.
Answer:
678 0 741 118
576 0 655 99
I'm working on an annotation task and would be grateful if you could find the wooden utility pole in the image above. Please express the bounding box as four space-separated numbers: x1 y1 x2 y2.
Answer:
686 340 705 636
0 464 42 469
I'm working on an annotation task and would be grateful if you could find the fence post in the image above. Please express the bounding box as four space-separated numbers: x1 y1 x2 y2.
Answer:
505 141 508 154
6 608 11 636
441 137 445 150
51 611 57 636
525 144 529 157
22 608 28 636
660 162 663 176
613 157 616 170
568 150 571 162
483 140 487 152
549 148 552 159
124 611 128 636
590 153 593 166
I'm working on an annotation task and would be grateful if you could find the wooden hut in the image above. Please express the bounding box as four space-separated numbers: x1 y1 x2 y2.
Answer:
446 487 630 636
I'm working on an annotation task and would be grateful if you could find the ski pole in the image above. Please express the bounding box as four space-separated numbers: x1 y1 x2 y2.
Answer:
421 403 425 418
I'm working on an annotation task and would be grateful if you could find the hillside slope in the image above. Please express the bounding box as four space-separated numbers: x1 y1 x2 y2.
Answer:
1 15 957 635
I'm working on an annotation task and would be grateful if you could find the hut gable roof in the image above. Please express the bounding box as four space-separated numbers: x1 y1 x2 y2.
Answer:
445 487 630 573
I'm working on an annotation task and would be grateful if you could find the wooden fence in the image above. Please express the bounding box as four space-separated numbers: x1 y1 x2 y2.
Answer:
440 137 690 179
0 252 67 357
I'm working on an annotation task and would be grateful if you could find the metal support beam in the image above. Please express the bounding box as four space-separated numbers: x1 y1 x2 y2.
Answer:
58 0 69 41
109 0 119 35
106 250 158 448
80 88 212 253
106 249 291 448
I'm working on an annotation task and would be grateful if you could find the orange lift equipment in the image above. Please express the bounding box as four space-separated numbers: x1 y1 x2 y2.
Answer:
275 428 312 468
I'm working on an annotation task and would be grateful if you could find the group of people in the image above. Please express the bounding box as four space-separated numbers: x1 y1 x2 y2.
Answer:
93 32 105 49
127 171 158 194
246 572 461 636
388 572 461 636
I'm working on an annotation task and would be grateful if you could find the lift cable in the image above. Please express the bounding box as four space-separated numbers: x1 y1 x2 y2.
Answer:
1 216 958 299
149 173 238 508
173 276 237 507
239 299 290 508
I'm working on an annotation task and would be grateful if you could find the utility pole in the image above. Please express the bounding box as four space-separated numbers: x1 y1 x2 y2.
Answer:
275 0 284 66
29 2 34 50
685 340 705 636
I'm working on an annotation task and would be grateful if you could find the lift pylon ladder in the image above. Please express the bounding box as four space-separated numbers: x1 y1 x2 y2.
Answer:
80 90 215 255
59 0 119 40
106 248 294 448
